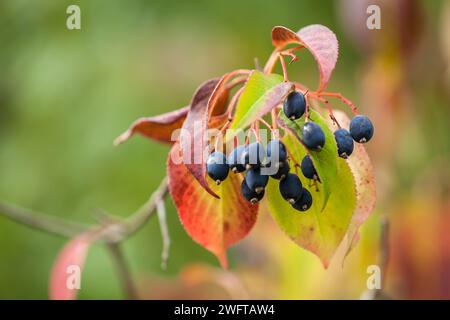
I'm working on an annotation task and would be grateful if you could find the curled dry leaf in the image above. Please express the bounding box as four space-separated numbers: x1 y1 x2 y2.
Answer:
271 25 338 91
114 106 190 145
168 143 258 268
114 76 229 146
180 78 222 198
49 233 93 300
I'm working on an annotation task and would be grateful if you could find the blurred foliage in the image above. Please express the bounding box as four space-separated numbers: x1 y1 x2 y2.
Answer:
0 0 449 299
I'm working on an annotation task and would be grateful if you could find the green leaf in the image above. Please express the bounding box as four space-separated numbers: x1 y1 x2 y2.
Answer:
229 70 293 131
278 109 338 210
266 156 356 268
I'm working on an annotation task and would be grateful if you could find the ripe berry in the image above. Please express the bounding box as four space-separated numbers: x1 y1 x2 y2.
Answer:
292 188 313 212
283 91 306 120
301 155 318 180
241 142 265 169
206 152 229 184
266 139 287 165
302 121 325 150
241 180 264 204
334 128 354 159
227 145 246 173
349 115 374 143
279 173 303 204
245 167 269 194
271 161 290 180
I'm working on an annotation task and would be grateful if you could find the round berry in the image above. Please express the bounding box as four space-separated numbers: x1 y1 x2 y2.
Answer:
292 188 313 212
206 152 229 184
241 180 264 204
241 142 265 169
266 139 287 165
279 173 303 204
227 145 246 173
283 91 306 120
271 161 290 180
349 115 374 143
334 128 354 159
301 155 318 180
302 121 325 150
245 167 269 194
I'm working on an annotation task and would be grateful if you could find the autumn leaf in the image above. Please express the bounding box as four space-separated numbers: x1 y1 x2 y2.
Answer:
180 78 222 198
114 106 190 145
271 25 338 91
329 110 376 257
114 75 229 146
49 234 93 300
167 143 258 268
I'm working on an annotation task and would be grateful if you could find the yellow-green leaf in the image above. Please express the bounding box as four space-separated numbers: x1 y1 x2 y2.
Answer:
229 70 293 131
278 109 338 210
266 156 356 268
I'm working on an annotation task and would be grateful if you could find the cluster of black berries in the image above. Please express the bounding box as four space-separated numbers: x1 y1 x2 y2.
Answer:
206 139 313 212
284 91 374 159
205 90 374 213
333 114 374 159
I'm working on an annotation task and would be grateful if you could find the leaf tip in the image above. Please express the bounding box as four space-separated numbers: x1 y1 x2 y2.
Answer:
217 252 228 269
113 130 132 146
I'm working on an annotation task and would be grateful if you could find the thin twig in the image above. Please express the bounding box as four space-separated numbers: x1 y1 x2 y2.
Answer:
0 178 169 301
107 242 138 300
0 177 169 243
156 199 170 270
124 177 168 237
0 202 90 238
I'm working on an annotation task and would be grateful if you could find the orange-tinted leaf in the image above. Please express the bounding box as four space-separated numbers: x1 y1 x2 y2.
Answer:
49 234 93 300
272 26 301 48
114 106 189 145
114 74 230 146
330 111 377 257
271 25 338 91
168 143 258 268
208 73 233 117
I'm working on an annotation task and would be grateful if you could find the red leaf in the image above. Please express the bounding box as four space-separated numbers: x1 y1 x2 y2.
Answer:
180 78 223 198
168 143 258 268
114 106 190 145
49 234 93 300
272 25 338 91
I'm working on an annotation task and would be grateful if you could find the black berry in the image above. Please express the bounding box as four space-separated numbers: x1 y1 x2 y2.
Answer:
302 121 325 150
241 179 264 204
349 115 374 143
270 161 290 180
283 91 306 120
279 173 303 204
241 142 265 169
245 167 269 194
301 155 318 180
334 128 354 159
292 188 313 212
227 145 246 173
206 152 229 184
266 139 287 165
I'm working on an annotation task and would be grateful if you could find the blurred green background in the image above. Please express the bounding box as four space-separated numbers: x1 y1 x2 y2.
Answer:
1 0 449 299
